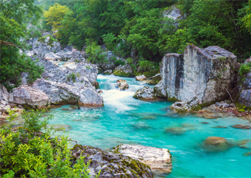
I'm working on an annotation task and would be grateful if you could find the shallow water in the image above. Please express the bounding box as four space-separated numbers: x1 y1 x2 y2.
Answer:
49 74 251 178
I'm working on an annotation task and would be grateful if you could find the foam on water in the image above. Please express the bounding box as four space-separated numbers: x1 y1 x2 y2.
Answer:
49 74 251 178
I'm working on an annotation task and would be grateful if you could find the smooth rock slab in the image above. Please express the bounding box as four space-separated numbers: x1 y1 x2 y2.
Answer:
135 75 147 81
11 85 50 109
115 144 172 174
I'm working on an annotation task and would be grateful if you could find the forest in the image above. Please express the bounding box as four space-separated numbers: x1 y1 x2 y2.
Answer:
1 0 251 88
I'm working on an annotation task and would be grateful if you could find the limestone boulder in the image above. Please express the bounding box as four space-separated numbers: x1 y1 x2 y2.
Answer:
11 85 50 109
74 63 98 85
161 44 237 110
116 79 129 90
202 136 231 152
0 85 10 111
72 145 153 178
135 75 147 81
113 64 134 77
133 86 156 100
114 144 172 175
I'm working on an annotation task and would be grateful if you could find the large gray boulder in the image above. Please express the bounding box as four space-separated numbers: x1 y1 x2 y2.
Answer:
239 57 251 107
55 50 85 62
74 63 98 85
10 85 50 109
153 81 167 98
71 145 153 178
114 144 172 175
161 44 237 110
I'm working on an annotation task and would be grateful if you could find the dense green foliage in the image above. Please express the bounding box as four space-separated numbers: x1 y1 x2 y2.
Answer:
239 61 251 76
0 0 44 90
0 110 91 177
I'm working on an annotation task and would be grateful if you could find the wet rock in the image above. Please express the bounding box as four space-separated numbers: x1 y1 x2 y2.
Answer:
211 126 228 128
114 144 172 175
119 84 129 90
133 86 156 100
243 151 251 157
97 90 103 94
201 122 209 124
10 85 50 109
135 75 147 81
116 79 129 90
202 136 232 152
113 64 134 77
170 102 189 113
61 106 77 111
140 115 157 120
162 44 237 111
165 127 187 135
231 124 251 129
103 70 113 75
153 81 167 98
44 52 61 61
72 145 153 178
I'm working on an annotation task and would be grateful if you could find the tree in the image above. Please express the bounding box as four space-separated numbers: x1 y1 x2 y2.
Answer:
0 0 44 90
44 3 71 31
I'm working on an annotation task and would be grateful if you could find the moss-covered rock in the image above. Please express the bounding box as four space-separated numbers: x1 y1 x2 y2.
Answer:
71 145 153 178
113 64 134 77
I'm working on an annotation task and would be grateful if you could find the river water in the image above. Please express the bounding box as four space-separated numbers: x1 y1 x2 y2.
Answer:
49 74 251 178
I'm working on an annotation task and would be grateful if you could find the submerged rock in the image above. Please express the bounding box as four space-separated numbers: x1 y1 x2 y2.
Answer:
133 86 156 100
114 144 172 175
52 124 72 131
113 64 134 77
161 44 237 111
202 136 231 152
165 127 187 135
71 144 153 178
231 124 251 130
10 85 50 109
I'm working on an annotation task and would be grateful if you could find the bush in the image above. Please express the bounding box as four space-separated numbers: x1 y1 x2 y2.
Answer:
85 39 107 63
67 73 77 82
0 110 92 178
239 61 251 76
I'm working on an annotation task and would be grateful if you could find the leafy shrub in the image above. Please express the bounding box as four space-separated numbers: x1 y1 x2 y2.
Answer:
67 73 77 82
85 39 107 63
102 33 118 51
239 62 251 76
0 110 91 178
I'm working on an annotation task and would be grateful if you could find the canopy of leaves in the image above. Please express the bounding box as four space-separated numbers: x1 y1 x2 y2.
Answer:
0 0 44 90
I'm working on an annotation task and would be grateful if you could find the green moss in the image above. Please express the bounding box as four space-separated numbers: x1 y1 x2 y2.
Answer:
236 103 251 112
143 70 159 78
113 69 134 77
167 96 179 102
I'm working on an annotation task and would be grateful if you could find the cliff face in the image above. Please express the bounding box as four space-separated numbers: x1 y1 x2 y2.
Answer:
161 44 237 107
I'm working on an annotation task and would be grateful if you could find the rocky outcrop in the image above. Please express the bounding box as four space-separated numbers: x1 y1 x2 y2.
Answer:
10 85 50 109
133 86 156 100
71 145 153 178
113 64 134 77
239 57 251 108
135 75 147 81
27 57 103 106
114 144 172 175
162 5 185 28
161 44 237 111
55 50 85 62
32 35 61 57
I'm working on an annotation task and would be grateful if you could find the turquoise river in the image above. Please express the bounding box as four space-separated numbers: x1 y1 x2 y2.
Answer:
49 74 251 178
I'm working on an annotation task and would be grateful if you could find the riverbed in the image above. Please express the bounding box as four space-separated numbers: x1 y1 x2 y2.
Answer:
49 74 251 177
